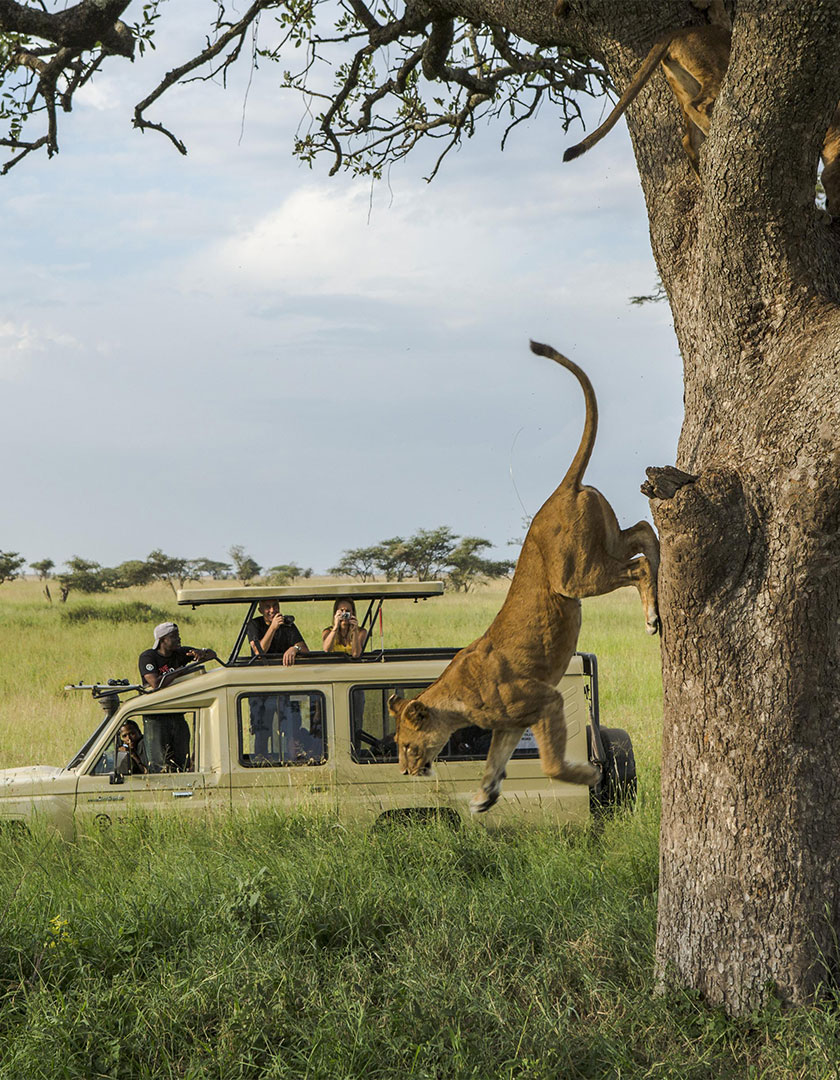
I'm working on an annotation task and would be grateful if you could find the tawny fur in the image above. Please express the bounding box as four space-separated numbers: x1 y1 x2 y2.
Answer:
563 25 840 216
389 342 660 814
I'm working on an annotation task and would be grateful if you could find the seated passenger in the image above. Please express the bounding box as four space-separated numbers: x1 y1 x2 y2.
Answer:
146 714 192 772
117 720 149 775
322 598 368 658
247 599 310 666
282 710 322 762
138 622 214 689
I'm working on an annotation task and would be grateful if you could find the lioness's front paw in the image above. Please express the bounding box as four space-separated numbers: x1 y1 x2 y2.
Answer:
470 789 500 814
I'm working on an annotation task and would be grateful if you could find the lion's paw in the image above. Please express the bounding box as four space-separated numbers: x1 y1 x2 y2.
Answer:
470 789 500 814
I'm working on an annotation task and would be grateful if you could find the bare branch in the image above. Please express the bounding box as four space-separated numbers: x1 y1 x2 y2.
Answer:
133 1 272 144
0 0 134 171
1 0 610 178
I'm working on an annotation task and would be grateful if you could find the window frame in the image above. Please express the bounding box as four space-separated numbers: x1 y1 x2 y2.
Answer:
88 710 199 777
348 682 540 764
235 689 328 769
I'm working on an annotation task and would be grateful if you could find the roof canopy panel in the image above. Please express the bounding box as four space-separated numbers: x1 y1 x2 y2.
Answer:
177 582 445 606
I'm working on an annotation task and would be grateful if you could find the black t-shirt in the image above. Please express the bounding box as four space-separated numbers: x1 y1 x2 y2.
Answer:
246 616 304 656
138 646 193 683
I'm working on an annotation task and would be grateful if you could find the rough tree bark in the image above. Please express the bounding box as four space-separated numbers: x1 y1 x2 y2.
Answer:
633 3 840 1012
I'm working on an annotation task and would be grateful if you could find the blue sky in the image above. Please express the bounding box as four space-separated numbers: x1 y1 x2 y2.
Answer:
0 5 682 574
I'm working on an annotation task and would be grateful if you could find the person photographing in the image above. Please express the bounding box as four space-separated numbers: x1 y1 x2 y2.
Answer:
322 598 368 658
247 598 309 666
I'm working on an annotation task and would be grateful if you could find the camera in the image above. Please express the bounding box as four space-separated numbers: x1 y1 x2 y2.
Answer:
281 614 295 625
339 612 352 621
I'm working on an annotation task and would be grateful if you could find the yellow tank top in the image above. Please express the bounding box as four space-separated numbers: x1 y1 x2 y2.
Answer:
323 629 353 655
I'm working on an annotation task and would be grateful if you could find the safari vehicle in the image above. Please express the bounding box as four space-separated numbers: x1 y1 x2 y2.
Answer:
0 583 635 838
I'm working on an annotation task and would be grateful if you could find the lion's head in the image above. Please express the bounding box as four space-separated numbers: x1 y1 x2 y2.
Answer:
388 694 449 776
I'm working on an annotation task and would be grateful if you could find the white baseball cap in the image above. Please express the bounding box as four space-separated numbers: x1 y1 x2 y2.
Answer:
153 622 178 647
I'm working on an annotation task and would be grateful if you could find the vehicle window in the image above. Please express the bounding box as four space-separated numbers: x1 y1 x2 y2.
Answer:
349 685 539 763
90 712 197 776
349 683 424 762
238 692 326 767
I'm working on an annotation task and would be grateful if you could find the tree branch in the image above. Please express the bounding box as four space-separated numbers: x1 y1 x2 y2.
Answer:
0 0 134 171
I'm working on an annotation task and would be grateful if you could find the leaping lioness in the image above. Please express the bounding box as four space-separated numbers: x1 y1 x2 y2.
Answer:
389 341 660 813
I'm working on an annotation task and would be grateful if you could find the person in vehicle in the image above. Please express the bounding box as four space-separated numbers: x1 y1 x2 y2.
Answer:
246 599 309 666
117 720 149 775
137 623 209 772
138 622 214 689
322 598 368 658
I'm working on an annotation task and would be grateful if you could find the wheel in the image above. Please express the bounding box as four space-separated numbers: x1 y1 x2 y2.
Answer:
373 807 462 830
589 727 637 813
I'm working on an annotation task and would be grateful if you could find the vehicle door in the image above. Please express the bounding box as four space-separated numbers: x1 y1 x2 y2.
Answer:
344 681 470 818
74 704 225 826
345 681 579 822
229 686 336 812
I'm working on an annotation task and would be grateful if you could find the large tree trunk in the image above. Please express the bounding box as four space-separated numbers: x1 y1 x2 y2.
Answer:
606 2 840 1012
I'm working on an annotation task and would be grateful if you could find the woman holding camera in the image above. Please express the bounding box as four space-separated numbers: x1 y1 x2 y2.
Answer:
322 598 368 658
247 597 309 666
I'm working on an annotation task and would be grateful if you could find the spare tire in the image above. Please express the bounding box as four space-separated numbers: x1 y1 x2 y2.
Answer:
589 727 637 813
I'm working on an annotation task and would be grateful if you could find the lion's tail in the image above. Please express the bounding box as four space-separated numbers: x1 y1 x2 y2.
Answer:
529 340 598 490
562 35 671 162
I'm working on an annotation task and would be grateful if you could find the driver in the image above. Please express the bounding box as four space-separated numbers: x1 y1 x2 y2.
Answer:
138 622 214 689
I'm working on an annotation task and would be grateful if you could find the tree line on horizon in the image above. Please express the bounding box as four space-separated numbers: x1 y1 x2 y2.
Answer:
0 528 515 601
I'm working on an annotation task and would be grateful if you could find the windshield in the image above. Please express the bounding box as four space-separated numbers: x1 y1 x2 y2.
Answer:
66 712 114 770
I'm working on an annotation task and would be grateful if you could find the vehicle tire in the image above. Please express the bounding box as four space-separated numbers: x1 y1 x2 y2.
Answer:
589 727 637 813
373 807 462 830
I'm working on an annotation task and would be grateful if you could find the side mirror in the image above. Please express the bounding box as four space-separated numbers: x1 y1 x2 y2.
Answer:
110 745 130 784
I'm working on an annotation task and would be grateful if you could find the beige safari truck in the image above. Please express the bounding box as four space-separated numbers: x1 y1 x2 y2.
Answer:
0 583 635 839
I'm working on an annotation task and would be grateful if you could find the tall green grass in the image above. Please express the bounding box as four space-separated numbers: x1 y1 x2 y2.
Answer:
2 812 839 1079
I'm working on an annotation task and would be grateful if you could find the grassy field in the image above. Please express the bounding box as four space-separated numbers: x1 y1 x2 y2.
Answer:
1 581 838 1079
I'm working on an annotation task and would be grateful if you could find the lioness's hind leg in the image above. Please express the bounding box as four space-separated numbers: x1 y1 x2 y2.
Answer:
470 728 524 814
531 692 599 787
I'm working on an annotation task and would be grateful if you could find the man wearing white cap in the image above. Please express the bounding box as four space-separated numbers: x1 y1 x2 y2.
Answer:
138 622 214 690
137 623 214 771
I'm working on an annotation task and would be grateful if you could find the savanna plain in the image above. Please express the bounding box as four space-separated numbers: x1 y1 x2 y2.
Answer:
0 580 837 1079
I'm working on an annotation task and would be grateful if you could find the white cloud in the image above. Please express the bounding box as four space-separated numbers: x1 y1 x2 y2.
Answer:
0 321 80 381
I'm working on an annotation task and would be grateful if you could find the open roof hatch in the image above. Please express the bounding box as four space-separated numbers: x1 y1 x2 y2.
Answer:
176 581 445 664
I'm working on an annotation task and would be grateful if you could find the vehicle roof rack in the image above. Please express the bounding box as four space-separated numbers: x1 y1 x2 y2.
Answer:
176 581 445 607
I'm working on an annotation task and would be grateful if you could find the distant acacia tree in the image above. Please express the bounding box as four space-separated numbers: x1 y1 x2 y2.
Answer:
447 537 515 592
332 529 512 588
265 564 312 585
372 538 411 582
112 559 156 589
192 558 233 580
145 550 197 595
30 558 54 580
400 527 459 581
329 548 378 582
228 545 261 586
0 551 25 585
57 557 111 602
